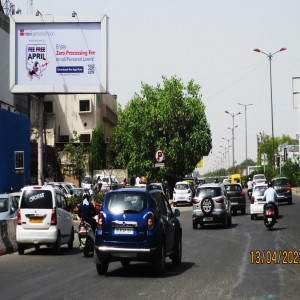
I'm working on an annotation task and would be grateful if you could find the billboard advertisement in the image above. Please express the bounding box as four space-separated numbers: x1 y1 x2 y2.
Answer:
10 15 108 94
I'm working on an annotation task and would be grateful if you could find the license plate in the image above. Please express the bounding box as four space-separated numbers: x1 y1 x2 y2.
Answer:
268 218 272 222
203 217 213 221
114 228 134 235
29 218 43 223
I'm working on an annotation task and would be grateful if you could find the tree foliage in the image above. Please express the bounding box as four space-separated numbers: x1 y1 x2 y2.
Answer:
89 124 106 175
63 130 87 186
107 76 212 188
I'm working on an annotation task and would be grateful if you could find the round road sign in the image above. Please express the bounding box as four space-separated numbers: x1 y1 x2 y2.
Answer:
155 149 164 163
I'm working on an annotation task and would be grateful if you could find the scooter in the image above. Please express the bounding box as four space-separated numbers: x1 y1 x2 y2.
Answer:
78 220 95 257
247 189 252 199
263 203 276 230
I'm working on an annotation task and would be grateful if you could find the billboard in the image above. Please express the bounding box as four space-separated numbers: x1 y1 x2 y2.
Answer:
10 14 108 94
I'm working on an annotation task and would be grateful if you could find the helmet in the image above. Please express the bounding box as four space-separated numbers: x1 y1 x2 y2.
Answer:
248 178 251 181
268 182 272 187
82 190 90 201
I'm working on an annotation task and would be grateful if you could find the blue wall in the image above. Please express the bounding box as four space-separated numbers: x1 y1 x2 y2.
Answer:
0 109 31 193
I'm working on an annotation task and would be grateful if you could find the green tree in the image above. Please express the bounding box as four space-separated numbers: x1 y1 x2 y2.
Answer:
89 124 106 175
63 130 87 187
107 75 212 189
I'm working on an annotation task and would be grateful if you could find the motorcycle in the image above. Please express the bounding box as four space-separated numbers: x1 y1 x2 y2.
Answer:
247 189 252 199
263 203 276 230
78 220 95 257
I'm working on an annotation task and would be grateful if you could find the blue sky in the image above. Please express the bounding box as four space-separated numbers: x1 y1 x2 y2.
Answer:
11 0 300 174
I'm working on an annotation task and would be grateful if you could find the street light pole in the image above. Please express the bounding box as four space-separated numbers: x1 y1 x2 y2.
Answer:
225 111 241 167
253 47 286 169
222 137 230 168
238 103 253 176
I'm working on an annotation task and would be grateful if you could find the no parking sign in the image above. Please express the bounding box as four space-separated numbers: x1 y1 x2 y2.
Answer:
155 149 164 163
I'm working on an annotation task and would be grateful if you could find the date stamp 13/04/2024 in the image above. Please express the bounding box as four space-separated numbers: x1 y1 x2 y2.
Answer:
250 250 300 264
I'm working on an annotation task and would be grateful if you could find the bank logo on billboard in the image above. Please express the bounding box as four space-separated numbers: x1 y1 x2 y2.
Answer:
26 44 49 79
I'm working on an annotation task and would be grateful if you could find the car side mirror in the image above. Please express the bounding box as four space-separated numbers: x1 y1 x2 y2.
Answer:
174 209 180 217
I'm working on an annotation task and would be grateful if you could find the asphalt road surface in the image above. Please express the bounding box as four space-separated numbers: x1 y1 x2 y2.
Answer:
1 193 300 300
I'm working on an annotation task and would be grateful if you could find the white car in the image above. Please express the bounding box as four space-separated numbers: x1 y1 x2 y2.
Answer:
250 183 268 220
0 193 19 220
173 181 192 206
82 176 93 190
252 174 267 186
16 185 74 255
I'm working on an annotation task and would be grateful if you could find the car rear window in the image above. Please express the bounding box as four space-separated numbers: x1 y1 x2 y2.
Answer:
20 190 53 209
225 184 242 191
254 175 265 180
273 179 287 186
253 186 267 196
105 192 147 214
196 187 221 198
175 184 189 190
0 198 8 212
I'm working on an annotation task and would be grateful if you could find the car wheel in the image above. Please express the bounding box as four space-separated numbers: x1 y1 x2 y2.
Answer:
193 221 198 229
83 248 90 257
201 197 214 215
232 210 237 216
172 237 182 266
154 242 165 275
288 198 292 205
96 260 109 275
53 233 61 255
241 209 246 215
68 228 74 250
228 214 232 226
18 243 24 255
121 259 130 267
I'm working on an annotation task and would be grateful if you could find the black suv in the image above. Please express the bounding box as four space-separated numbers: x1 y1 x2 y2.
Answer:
94 187 182 275
271 177 292 204
224 183 246 215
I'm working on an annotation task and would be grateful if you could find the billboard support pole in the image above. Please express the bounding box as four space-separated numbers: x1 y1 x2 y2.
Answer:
38 94 44 185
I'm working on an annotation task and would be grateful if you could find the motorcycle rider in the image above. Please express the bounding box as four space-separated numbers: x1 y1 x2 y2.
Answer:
78 191 98 232
263 182 279 220
247 178 253 198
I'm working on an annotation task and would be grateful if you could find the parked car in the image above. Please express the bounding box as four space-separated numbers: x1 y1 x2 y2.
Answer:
250 183 269 220
271 177 292 204
0 193 19 220
252 174 267 186
173 181 192 206
224 183 246 215
16 185 74 255
93 187 182 275
192 183 232 229
82 176 93 190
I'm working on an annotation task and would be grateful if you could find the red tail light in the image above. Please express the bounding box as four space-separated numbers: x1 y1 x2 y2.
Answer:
17 208 21 225
98 212 103 230
253 181 256 185
147 212 154 231
251 196 254 204
173 190 176 194
241 190 245 196
188 189 191 193
216 197 224 204
267 210 273 216
51 207 57 225
265 180 268 184
287 185 291 191
193 198 200 204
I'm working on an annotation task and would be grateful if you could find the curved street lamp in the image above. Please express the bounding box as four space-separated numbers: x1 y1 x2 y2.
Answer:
253 47 286 169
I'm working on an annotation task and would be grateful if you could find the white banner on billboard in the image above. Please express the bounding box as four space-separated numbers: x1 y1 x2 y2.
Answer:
10 15 108 94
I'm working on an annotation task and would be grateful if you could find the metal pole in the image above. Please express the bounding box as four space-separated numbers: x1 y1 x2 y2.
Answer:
232 115 235 167
269 55 275 169
38 94 44 185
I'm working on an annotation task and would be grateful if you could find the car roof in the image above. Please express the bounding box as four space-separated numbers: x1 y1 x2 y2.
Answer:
254 183 268 187
272 177 287 180
176 181 190 185
198 183 222 188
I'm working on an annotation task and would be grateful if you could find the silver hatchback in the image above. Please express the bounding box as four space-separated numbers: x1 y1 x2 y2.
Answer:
192 183 231 229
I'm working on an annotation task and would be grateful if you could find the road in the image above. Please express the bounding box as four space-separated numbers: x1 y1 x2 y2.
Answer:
1 193 300 300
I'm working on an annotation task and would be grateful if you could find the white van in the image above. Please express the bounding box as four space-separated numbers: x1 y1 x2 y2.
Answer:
16 185 74 255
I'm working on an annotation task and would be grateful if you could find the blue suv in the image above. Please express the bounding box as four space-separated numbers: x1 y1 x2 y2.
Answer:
93 187 182 275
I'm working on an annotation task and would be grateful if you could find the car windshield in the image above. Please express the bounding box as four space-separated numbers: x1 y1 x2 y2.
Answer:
21 190 53 209
253 186 267 196
105 192 147 214
83 177 92 184
273 179 288 186
175 184 189 190
254 175 265 180
0 198 8 212
196 187 221 197
225 184 242 191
